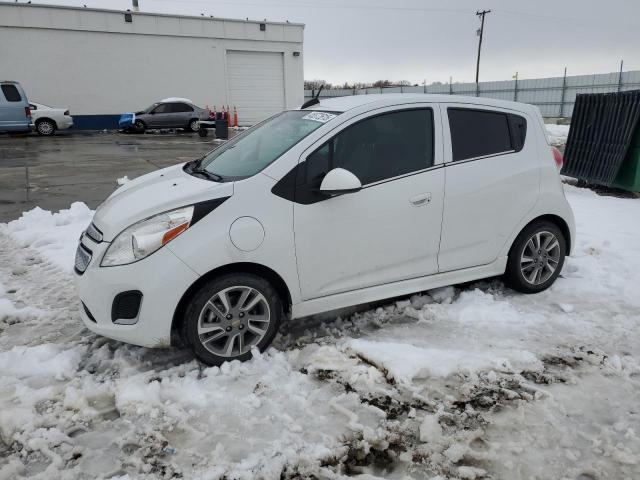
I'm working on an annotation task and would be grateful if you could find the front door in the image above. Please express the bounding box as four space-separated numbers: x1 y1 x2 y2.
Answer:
293 106 445 300
147 103 172 127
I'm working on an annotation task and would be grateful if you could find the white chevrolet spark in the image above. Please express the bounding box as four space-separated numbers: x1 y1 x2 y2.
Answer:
75 94 575 365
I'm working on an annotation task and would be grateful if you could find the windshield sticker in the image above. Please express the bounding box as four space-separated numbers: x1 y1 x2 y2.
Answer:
302 112 337 123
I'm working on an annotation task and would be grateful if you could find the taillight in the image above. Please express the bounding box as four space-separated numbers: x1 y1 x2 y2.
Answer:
25 106 31 119
64 110 70 115
551 147 563 171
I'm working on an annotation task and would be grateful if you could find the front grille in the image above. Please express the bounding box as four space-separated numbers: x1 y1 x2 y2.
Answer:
112 290 143 324
86 223 103 243
74 244 92 274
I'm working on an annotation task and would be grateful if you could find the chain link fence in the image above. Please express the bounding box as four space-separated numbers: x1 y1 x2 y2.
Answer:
305 70 640 118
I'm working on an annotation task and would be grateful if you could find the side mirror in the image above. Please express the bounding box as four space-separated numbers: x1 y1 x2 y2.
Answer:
319 168 362 195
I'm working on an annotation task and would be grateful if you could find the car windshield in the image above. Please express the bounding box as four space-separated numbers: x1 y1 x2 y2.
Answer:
197 110 337 180
145 103 160 113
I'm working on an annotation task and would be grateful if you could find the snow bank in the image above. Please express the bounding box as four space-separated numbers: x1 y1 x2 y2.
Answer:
0 298 41 323
0 343 84 379
545 123 570 146
1 202 93 272
1 183 640 478
346 339 538 382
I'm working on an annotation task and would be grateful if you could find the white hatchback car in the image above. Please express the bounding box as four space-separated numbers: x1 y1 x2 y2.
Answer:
75 94 575 365
30 102 73 135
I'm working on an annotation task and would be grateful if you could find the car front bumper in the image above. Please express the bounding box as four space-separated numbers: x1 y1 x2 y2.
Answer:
74 233 198 348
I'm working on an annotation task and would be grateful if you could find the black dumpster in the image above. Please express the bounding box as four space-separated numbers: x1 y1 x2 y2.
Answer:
215 118 229 140
562 90 640 188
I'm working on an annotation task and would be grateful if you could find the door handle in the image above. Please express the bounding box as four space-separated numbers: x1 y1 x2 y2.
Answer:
409 193 431 206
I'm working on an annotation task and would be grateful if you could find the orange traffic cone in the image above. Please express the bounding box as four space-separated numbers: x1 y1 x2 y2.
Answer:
233 106 238 128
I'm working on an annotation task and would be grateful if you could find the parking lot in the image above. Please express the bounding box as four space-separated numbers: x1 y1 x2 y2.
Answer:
0 133 218 222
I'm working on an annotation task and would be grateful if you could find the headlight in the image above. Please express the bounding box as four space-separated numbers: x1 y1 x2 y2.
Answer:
101 206 194 266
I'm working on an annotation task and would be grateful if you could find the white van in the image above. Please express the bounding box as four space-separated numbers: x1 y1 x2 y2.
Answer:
74 94 575 366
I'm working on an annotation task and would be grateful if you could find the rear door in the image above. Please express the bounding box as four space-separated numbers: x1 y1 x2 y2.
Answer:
293 106 446 300
438 104 539 271
168 102 194 127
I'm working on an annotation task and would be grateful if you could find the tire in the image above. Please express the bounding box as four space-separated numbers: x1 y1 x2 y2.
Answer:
182 273 283 366
134 120 146 133
504 220 566 294
188 119 200 132
36 119 56 136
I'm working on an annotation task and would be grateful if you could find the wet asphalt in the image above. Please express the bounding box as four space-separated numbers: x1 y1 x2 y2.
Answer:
0 131 222 222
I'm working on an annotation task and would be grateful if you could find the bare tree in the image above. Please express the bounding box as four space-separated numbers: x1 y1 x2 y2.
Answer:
304 79 333 90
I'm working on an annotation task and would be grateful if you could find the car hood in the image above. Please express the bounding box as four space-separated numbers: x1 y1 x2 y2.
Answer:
92 163 233 241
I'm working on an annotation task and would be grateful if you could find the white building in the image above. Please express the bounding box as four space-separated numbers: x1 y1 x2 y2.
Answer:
0 2 304 127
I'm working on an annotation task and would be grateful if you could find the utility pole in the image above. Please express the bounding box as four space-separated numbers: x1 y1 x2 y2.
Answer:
618 59 624 92
475 9 491 86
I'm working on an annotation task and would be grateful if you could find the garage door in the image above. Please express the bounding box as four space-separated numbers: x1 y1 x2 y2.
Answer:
226 50 285 125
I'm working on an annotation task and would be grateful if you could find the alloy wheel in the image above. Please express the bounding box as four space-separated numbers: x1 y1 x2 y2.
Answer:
197 286 271 358
38 121 54 135
520 231 561 285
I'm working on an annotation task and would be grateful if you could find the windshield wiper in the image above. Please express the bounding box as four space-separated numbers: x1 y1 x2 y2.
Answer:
191 167 223 182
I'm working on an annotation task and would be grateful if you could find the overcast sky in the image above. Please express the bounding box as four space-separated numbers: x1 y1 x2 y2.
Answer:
35 0 640 85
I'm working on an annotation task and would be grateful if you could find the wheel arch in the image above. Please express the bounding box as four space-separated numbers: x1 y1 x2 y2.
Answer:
510 214 572 255
36 117 57 129
171 262 293 345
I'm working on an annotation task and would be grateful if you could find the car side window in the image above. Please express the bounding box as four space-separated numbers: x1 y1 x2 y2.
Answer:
448 108 527 162
1 84 22 102
170 103 193 113
152 104 170 114
305 108 434 186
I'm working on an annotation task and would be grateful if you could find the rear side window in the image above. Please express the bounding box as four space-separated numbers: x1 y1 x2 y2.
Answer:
448 108 526 162
1 84 22 102
305 109 434 186
172 103 194 113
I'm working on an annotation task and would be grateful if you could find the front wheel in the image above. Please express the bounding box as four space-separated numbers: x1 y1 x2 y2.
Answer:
134 120 146 133
182 274 283 366
188 119 200 132
504 220 566 294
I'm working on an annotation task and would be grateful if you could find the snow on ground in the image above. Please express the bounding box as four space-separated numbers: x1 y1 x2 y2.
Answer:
545 123 571 147
1 185 639 479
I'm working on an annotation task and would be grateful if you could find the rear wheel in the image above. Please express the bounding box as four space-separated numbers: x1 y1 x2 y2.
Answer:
183 274 283 366
36 119 56 136
504 220 566 293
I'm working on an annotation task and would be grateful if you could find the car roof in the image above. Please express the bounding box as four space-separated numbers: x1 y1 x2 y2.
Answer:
304 93 537 114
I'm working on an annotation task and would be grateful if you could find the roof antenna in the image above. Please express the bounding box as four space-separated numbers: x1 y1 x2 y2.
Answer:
301 85 324 109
